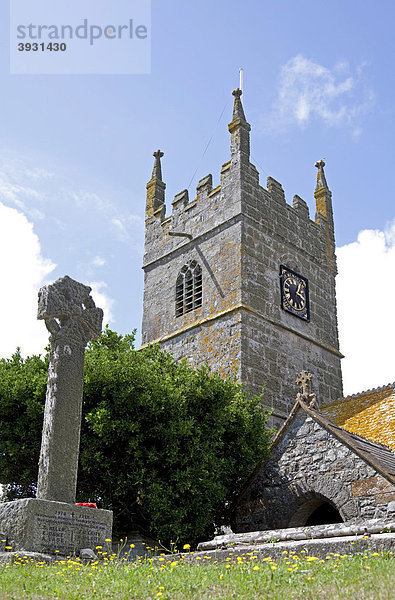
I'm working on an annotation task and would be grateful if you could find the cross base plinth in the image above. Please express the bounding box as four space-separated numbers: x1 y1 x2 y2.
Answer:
0 499 112 556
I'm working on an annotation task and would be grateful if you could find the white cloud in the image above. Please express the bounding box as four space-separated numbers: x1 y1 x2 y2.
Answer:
0 172 44 218
88 281 115 327
263 55 374 136
0 151 143 250
0 203 114 357
68 190 142 242
92 255 107 267
0 202 56 358
110 214 143 242
336 224 395 395
25 168 55 179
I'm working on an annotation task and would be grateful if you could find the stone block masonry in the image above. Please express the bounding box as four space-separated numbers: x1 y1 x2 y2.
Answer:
141 89 343 425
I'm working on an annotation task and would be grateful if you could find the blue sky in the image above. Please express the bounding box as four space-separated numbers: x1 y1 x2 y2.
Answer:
1 0 395 396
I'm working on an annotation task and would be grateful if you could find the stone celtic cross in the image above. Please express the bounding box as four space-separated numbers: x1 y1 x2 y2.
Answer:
36 276 103 504
296 370 313 397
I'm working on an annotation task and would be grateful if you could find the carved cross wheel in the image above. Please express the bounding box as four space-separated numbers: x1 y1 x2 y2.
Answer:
37 275 103 345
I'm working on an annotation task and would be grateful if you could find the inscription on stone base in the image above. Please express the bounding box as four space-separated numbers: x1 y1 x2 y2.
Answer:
0 498 112 555
35 510 109 555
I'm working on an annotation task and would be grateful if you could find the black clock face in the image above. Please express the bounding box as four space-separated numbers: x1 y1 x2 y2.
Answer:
280 265 310 321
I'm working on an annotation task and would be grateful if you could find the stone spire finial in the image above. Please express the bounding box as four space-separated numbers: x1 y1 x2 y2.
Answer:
314 158 336 271
232 88 247 121
146 149 166 218
152 149 164 180
315 158 329 191
296 370 313 397
228 88 251 163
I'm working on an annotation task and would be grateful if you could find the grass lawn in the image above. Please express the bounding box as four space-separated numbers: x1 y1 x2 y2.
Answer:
0 547 393 599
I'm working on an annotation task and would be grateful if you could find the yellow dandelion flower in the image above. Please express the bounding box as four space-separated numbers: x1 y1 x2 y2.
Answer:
183 544 191 550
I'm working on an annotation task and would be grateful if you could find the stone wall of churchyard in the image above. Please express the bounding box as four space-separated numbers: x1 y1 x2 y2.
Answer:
232 409 395 532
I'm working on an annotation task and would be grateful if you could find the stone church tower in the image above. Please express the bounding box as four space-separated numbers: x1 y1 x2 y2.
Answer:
141 89 343 425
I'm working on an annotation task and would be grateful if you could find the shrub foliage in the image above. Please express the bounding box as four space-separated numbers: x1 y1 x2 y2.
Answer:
0 328 272 545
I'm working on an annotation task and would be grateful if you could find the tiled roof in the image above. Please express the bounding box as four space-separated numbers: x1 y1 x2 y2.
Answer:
320 383 395 452
305 400 395 484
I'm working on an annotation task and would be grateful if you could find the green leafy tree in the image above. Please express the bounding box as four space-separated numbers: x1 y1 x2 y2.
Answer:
0 349 47 498
0 329 272 545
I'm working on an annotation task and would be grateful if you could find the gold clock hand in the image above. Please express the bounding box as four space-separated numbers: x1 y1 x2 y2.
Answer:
295 283 304 298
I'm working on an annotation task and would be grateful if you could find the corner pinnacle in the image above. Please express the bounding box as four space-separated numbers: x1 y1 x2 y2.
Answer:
146 149 166 216
152 149 164 181
232 88 246 121
315 158 329 191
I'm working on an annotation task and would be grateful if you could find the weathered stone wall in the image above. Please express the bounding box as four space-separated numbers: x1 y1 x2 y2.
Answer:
142 209 242 347
232 409 395 532
240 311 343 420
160 308 242 380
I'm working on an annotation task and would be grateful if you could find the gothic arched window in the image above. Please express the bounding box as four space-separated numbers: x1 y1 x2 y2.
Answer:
175 260 202 316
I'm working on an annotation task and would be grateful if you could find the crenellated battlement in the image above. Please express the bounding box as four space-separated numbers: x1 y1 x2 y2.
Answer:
144 146 333 275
